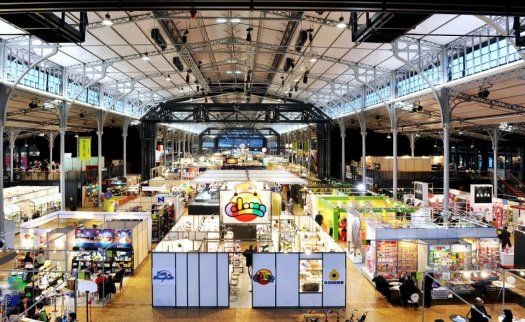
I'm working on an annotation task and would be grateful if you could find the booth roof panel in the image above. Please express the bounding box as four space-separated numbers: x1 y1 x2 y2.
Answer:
193 170 308 185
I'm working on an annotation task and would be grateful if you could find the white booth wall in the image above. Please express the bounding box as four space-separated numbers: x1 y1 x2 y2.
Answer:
252 252 346 308
152 252 229 307
100 220 150 270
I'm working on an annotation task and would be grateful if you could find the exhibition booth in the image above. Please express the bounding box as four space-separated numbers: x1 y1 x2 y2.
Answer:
20 211 152 276
152 170 346 309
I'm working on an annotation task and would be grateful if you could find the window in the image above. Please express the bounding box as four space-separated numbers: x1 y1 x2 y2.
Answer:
5 56 62 95
299 259 322 293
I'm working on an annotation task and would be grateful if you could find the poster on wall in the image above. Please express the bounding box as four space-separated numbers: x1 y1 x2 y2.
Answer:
220 182 271 224
413 181 429 207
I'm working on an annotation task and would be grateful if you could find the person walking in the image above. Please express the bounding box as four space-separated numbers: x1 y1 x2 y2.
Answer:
498 226 512 250
242 245 254 278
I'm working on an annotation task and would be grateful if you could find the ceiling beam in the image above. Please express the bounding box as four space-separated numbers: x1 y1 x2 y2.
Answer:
2 1 525 15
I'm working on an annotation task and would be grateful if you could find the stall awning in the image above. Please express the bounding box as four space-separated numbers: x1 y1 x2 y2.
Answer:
193 170 308 185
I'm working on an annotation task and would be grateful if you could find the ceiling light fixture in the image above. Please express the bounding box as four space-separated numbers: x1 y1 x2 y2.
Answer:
230 18 241 23
310 58 317 63
102 13 113 26
337 16 347 29
216 18 228 23
281 76 285 86
246 27 253 42
387 133 392 139
165 74 172 81
478 80 492 99
142 53 150 61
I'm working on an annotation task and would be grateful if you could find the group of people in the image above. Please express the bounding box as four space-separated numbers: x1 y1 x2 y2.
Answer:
8 296 76 321
94 264 126 300
21 251 47 269
372 271 420 307
26 159 59 172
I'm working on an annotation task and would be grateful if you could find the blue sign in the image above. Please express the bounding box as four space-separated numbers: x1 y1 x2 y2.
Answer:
153 270 175 283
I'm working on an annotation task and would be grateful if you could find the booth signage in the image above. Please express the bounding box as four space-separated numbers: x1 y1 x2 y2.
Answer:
324 269 344 285
78 137 92 161
221 183 271 224
413 181 429 206
153 270 175 283
253 269 275 285
472 185 492 204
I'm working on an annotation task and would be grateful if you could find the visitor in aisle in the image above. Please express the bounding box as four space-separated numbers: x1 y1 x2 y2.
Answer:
99 276 117 300
243 245 254 280
114 264 126 291
398 271 412 284
32 211 41 220
399 278 419 307
16 296 35 317
69 197 77 211
423 273 435 308
467 297 491 322
22 252 34 265
315 212 323 227
498 226 512 250
35 302 48 321
21 213 29 222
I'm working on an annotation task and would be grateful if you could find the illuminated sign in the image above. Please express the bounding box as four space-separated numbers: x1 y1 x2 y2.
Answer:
225 194 267 222
221 183 270 224
253 269 275 285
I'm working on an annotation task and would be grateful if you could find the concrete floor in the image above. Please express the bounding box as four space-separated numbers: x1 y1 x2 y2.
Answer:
77 253 525 322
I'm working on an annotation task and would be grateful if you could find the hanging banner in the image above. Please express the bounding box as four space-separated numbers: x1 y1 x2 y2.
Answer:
78 137 92 161
414 181 429 207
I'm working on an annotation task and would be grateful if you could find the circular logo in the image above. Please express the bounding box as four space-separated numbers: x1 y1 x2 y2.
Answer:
253 269 275 285
329 269 340 281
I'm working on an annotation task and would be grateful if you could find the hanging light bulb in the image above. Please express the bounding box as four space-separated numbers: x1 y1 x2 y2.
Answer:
165 74 172 82
281 75 285 86
101 13 113 26
142 53 150 61
246 27 253 42
337 16 347 29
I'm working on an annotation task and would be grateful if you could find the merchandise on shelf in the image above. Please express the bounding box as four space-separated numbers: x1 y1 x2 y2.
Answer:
299 259 322 293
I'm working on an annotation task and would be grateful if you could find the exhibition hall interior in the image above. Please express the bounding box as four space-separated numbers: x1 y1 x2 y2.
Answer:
2 1 525 321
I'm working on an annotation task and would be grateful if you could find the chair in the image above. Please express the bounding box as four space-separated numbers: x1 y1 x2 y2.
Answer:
407 293 419 309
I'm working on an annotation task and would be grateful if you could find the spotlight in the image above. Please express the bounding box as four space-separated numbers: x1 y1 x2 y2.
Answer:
28 100 38 109
458 130 463 135
302 70 309 84
246 27 253 42
416 104 423 112
230 18 241 23
165 74 172 82
415 132 420 138
185 71 190 83
310 58 317 63
294 83 299 92
307 28 314 42
387 133 392 139
181 30 189 44
337 16 347 29
101 13 113 26
281 76 285 86
478 88 490 99
74 133 79 138
142 53 150 61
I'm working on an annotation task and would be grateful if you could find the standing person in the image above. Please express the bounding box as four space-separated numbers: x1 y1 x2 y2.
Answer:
113 264 126 291
314 212 323 227
467 297 491 322
498 226 512 250
423 273 434 308
242 245 254 278
69 197 77 211
67 312 77 322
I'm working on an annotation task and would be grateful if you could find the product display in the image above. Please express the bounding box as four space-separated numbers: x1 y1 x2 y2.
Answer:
299 259 322 293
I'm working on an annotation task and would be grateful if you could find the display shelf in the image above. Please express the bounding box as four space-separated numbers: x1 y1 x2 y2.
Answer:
300 259 323 293
71 248 134 275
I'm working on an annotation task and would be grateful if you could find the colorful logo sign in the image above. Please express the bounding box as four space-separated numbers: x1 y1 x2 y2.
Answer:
253 269 275 285
153 270 175 283
324 269 344 285
225 193 267 222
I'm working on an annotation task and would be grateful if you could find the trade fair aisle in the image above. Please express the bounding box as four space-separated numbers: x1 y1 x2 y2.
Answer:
79 254 525 322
